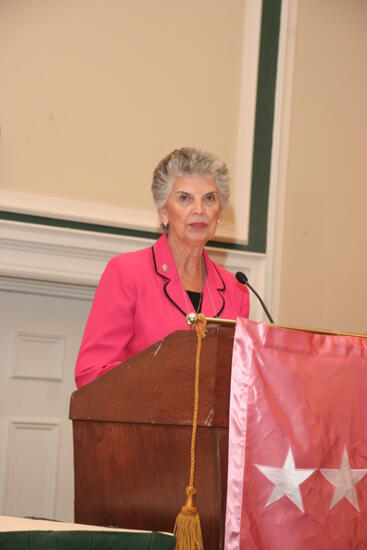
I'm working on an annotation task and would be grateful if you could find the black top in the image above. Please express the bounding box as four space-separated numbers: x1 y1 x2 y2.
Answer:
187 290 202 313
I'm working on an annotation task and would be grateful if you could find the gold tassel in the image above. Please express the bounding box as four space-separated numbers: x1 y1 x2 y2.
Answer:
174 486 204 550
173 314 207 550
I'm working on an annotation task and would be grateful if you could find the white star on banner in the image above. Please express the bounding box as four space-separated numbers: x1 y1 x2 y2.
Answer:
320 446 367 511
256 447 316 512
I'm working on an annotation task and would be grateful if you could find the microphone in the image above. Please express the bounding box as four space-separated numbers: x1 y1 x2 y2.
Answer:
235 271 274 324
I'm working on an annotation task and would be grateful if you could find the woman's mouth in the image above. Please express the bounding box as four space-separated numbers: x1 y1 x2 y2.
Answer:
189 222 207 230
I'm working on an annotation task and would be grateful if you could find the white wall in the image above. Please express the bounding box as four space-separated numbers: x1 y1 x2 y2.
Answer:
276 0 367 334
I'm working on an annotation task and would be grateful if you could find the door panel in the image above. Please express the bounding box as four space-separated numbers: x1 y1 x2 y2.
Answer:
0 285 91 521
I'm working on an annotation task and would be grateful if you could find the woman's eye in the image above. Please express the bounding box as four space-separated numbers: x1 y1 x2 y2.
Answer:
178 193 191 204
205 193 217 204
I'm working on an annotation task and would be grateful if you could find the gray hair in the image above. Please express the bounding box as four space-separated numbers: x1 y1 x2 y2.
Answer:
151 147 230 210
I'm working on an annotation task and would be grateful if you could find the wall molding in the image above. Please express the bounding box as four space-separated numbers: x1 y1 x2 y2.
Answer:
0 276 95 301
0 218 269 321
0 189 160 235
231 0 263 244
0 219 152 286
266 0 298 321
0 3 264 246
3 418 60 518
12 331 66 381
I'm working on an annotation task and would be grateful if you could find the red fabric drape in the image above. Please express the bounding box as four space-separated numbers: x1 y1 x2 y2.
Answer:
225 319 367 550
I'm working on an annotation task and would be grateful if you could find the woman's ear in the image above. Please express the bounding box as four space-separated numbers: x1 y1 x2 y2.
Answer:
159 208 168 227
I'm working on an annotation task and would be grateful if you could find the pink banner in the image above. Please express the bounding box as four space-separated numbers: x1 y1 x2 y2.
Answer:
225 319 367 549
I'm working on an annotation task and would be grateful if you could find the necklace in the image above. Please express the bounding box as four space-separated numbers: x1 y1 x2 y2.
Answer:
179 256 205 315
179 256 217 319
202 258 217 318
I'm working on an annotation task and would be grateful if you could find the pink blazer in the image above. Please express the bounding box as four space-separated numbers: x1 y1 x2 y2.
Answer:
75 234 249 387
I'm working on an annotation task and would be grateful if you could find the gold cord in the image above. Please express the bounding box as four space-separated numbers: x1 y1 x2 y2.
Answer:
188 313 207 489
173 313 207 549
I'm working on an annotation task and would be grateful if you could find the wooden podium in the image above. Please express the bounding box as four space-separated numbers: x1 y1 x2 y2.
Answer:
69 325 235 549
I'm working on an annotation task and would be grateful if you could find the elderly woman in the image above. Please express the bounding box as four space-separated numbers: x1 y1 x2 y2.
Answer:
75 147 249 388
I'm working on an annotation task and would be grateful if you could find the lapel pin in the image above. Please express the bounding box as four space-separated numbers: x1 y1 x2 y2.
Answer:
162 264 168 272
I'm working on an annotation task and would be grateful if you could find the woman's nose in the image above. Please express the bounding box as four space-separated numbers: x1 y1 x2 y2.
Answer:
192 199 204 214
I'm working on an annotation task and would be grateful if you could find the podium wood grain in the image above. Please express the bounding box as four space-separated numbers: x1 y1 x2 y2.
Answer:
70 325 235 549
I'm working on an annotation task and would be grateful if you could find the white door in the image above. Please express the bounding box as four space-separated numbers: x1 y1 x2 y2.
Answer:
0 279 92 521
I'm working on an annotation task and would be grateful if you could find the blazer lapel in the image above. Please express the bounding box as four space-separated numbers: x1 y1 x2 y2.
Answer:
201 250 226 318
152 234 226 318
152 234 189 317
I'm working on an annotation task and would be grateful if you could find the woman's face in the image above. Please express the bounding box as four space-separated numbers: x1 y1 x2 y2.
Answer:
159 175 221 248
